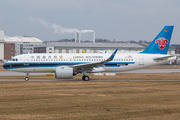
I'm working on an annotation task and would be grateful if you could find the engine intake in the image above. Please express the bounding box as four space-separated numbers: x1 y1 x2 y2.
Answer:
55 66 73 79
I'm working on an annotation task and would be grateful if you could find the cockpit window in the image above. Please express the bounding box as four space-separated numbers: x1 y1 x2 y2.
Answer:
10 59 15 61
9 58 18 61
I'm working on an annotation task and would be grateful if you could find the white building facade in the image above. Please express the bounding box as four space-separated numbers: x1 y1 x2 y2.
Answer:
4 36 43 55
0 30 5 61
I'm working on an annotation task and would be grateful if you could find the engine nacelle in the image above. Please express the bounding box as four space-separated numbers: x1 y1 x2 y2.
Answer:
55 66 73 79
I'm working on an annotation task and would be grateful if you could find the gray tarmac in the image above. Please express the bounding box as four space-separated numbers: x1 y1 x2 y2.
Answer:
0 69 180 76
0 69 180 81
0 79 180 82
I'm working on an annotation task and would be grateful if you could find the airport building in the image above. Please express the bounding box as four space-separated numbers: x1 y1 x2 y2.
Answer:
34 41 176 55
4 36 43 56
0 30 5 62
4 43 15 60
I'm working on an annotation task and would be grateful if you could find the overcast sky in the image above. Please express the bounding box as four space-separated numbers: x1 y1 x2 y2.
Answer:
0 0 180 44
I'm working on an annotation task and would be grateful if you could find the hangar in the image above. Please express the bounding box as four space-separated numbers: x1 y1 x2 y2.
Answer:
34 41 176 55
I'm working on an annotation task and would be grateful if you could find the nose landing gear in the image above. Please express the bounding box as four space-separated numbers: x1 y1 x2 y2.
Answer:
24 73 29 81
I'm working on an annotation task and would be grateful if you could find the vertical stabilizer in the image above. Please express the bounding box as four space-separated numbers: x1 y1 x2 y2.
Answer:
140 26 174 54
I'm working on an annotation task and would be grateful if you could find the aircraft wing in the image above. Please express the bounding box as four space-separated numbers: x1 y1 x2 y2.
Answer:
153 55 176 61
73 49 118 69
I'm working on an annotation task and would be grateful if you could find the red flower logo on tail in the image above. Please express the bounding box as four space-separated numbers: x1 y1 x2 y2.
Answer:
155 37 169 49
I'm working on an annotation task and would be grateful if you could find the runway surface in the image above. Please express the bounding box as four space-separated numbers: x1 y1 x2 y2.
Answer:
0 79 180 81
0 69 180 81
0 69 180 76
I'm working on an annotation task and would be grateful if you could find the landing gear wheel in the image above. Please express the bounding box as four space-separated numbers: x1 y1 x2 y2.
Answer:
25 77 29 81
82 76 90 81
82 76 85 80
24 73 29 81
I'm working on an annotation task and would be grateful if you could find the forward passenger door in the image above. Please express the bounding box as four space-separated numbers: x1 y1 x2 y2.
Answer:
24 55 29 66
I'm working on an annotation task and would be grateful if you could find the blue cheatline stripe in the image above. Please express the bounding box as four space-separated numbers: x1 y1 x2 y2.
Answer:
3 62 135 69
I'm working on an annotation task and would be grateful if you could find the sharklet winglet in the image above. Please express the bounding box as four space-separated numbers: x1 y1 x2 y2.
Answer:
107 49 118 61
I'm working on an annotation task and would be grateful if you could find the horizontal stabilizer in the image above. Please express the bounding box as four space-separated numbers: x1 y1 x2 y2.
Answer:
153 55 175 61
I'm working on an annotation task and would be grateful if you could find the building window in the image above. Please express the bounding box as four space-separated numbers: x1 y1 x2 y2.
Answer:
49 48 52 50
11 44 13 46
11 48 13 50
11 52 13 54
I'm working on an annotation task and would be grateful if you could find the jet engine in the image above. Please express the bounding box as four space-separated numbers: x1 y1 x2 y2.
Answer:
55 66 73 79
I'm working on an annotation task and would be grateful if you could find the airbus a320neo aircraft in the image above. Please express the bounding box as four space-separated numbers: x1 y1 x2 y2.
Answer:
3 26 176 81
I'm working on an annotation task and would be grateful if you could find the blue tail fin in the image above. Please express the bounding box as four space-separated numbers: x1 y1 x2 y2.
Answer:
140 26 174 54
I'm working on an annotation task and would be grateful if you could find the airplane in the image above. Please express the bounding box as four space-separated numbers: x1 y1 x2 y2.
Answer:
3 26 176 81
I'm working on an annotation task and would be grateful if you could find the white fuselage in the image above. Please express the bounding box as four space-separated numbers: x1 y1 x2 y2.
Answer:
3 53 176 73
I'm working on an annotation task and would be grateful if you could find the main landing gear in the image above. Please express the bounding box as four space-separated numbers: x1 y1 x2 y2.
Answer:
82 75 90 81
81 69 90 81
24 73 29 81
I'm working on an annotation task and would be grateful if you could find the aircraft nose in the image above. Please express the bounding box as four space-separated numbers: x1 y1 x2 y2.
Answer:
3 63 7 70
3 63 6 69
